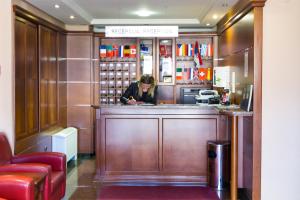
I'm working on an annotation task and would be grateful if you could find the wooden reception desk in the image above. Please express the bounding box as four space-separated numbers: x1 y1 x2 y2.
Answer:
94 104 229 184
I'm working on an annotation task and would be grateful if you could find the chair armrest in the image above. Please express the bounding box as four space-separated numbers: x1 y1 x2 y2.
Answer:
12 152 66 172
0 163 51 198
0 163 51 176
0 175 35 200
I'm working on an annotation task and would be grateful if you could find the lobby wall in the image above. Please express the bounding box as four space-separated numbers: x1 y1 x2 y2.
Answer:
262 0 300 199
0 0 14 149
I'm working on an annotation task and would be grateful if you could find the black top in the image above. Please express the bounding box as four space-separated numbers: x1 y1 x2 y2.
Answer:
120 82 158 104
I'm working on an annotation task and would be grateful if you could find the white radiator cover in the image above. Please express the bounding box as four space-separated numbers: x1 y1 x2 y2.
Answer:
52 127 78 162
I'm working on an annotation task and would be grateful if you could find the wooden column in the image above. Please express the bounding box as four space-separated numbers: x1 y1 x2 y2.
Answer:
231 115 238 200
253 6 263 200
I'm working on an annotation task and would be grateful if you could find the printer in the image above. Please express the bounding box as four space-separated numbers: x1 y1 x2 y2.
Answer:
195 90 220 105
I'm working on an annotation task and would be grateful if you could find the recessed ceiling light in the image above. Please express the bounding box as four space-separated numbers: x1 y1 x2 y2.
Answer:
213 14 218 19
206 23 211 26
54 4 60 9
70 15 75 19
134 10 154 17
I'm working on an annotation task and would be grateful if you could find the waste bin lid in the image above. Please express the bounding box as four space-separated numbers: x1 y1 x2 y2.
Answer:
208 141 230 146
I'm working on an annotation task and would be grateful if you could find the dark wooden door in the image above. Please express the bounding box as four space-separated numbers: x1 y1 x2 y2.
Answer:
48 30 58 126
26 22 39 135
39 25 58 130
15 17 38 140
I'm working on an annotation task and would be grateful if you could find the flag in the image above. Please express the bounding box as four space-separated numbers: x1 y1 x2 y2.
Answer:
140 44 149 54
194 41 203 67
199 68 207 81
201 44 207 57
207 67 212 81
106 45 113 58
113 45 118 57
99 45 106 58
189 68 193 80
193 66 199 80
176 68 183 80
118 45 124 57
182 44 186 56
185 44 189 56
187 44 192 56
176 44 182 56
183 68 190 80
207 43 213 57
130 45 136 58
124 45 130 57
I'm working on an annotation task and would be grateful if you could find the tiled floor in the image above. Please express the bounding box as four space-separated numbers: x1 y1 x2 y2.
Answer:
63 155 101 200
63 155 230 200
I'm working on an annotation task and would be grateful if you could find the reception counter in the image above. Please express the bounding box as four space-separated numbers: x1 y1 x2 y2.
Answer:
94 104 231 184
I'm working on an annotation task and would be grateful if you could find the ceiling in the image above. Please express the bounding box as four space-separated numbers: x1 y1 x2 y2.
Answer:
25 0 238 28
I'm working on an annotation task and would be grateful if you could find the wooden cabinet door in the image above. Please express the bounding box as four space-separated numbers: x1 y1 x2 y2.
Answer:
26 22 39 135
15 17 38 140
39 25 49 129
48 30 58 126
39 26 58 130
15 18 27 140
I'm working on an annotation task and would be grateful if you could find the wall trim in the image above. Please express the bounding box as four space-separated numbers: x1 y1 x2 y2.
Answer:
217 0 266 34
13 5 66 32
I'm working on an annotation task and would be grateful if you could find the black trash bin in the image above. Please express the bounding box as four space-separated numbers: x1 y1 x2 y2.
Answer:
207 141 230 190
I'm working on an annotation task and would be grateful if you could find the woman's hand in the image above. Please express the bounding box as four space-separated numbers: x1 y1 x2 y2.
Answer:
127 99 137 105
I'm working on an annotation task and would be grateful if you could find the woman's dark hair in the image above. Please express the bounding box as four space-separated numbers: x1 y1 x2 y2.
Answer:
140 75 154 85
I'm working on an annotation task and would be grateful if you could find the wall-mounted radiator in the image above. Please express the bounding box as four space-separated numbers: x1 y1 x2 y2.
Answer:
52 127 78 162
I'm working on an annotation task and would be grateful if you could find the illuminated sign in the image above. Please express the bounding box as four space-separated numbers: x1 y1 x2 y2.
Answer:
105 26 178 37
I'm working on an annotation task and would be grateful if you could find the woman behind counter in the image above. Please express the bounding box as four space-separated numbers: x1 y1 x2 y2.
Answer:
120 75 157 105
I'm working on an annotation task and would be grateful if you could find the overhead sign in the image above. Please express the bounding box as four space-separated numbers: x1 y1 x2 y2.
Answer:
105 26 178 37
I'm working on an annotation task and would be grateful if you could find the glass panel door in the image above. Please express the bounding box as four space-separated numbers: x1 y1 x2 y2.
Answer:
139 39 154 76
158 39 174 84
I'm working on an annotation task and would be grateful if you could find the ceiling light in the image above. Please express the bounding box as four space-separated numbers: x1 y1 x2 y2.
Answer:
135 10 154 17
213 14 218 19
70 15 75 19
206 23 210 26
54 4 60 9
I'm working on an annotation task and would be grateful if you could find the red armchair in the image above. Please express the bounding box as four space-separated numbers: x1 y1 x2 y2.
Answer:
0 133 66 200
0 175 35 200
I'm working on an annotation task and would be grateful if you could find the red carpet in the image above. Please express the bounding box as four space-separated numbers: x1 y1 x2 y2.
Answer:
98 186 220 200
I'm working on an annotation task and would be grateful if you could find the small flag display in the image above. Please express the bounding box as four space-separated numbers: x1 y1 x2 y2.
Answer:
188 44 194 56
176 68 183 80
207 44 213 57
123 45 130 57
118 45 124 57
176 44 182 56
106 45 113 58
113 45 118 57
100 45 106 58
194 41 203 66
206 67 212 81
130 45 136 58
199 68 207 81
140 44 149 54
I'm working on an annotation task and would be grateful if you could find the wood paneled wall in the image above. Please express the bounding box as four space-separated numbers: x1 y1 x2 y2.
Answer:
218 11 254 105
15 17 39 141
66 33 94 154
14 14 67 154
